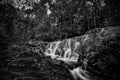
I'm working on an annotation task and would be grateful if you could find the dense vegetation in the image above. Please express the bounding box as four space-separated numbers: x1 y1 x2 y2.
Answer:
1 0 120 42
0 0 120 80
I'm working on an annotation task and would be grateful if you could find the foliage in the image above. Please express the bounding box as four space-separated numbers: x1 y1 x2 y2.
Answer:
0 0 120 42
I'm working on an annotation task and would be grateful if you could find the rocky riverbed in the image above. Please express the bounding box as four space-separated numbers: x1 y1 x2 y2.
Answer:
1 27 120 80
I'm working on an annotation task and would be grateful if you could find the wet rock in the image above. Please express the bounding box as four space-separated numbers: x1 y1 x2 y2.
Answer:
79 27 120 80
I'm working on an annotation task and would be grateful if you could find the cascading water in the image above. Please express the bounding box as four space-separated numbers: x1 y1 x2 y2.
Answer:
70 67 91 80
26 27 120 80
44 38 80 62
44 35 91 80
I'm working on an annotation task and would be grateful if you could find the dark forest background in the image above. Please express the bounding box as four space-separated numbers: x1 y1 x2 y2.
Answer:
0 0 120 43
0 0 120 80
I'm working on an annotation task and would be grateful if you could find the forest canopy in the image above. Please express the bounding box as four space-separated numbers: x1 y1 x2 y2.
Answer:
0 0 120 42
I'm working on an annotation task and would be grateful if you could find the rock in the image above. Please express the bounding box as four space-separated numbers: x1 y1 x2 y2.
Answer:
19 27 120 80
79 27 120 79
44 27 120 80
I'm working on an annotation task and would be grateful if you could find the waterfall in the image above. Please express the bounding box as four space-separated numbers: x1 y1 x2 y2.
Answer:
43 37 91 80
69 67 91 80
44 38 80 63
43 34 94 80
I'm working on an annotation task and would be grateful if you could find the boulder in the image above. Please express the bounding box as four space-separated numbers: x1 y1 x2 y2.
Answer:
79 27 120 79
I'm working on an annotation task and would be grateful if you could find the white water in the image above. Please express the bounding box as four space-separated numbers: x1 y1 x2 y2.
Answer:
44 38 80 62
70 67 91 80
44 35 92 80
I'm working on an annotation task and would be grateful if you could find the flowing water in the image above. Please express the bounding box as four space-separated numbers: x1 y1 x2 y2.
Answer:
44 35 92 80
